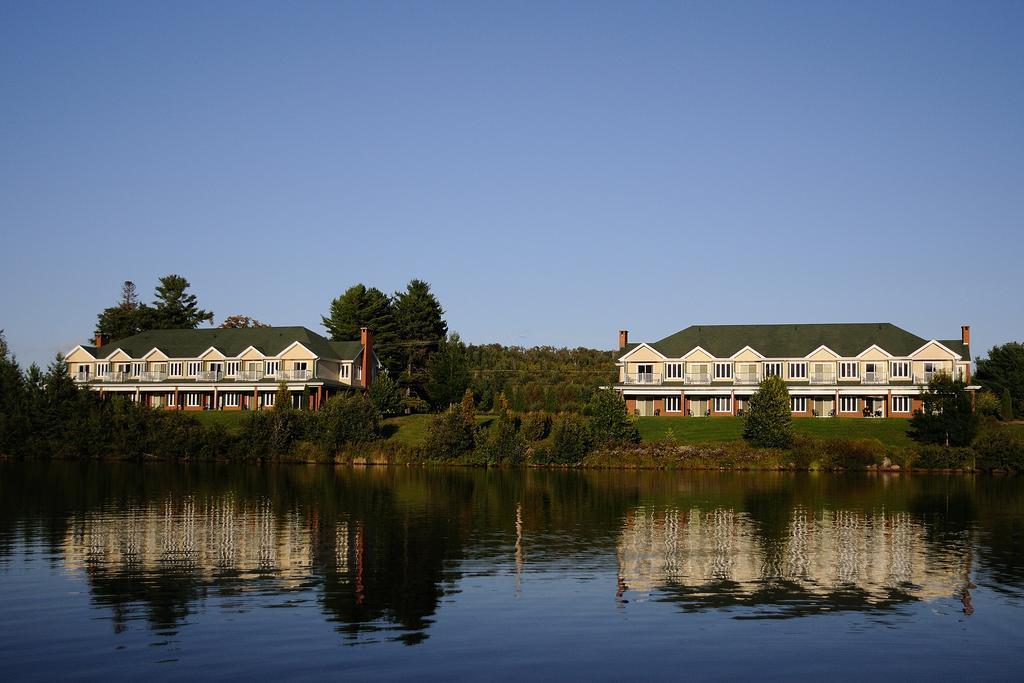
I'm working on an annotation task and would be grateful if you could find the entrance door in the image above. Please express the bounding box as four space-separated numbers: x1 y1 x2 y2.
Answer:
814 398 833 417
637 400 654 417
690 399 708 417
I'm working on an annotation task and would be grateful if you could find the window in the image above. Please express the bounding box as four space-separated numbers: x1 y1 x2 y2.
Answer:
713 397 732 413
223 393 239 407
185 392 202 407
262 392 275 407
265 360 280 377
665 396 681 412
356 366 363 380
77 364 90 378
791 397 808 413
340 364 350 379
788 362 807 379
840 362 858 379
764 362 783 378
665 363 683 379
187 361 202 377
117 363 130 374
714 362 732 379
208 362 222 376
687 363 709 381
225 361 239 377
166 392 176 407
891 361 910 379
294 361 308 375
892 396 912 413
131 362 144 377
97 362 110 376
169 362 183 377
247 361 263 376
840 396 858 413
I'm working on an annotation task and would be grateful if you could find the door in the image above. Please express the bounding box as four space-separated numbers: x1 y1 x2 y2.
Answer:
814 398 833 416
637 400 653 416
690 399 708 417
637 364 654 384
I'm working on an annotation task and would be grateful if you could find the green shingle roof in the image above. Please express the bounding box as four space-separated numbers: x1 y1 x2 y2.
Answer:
86 326 364 361
636 323 969 360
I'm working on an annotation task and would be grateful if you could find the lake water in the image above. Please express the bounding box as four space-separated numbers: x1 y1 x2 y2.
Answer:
2 462 1023 680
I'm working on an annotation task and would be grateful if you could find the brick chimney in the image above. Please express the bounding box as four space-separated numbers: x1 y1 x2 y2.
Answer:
360 327 373 389
961 325 970 346
94 332 108 348
618 330 629 350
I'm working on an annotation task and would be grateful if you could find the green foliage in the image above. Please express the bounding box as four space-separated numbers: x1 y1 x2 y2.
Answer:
976 341 1024 416
393 279 448 401
975 391 1000 417
322 284 400 371
95 281 156 342
913 445 975 470
316 394 381 453
152 274 214 329
549 413 593 464
476 395 527 465
367 373 402 417
586 389 640 445
974 430 1024 472
423 398 477 461
426 333 470 410
1000 388 1015 421
274 381 291 411
743 376 794 449
520 412 552 441
909 373 979 447
788 436 885 469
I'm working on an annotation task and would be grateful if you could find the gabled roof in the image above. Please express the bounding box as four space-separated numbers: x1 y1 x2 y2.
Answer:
87 326 365 361
647 323 944 359
938 339 971 361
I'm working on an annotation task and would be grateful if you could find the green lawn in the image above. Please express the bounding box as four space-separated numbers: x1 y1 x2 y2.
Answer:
192 410 250 433
382 414 494 446
636 416 916 447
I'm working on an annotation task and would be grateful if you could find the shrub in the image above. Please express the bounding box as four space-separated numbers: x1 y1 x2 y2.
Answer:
909 373 979 446
368 373 403 417
586 389 639 445
1000 388 1015 421
974 430 1024 472
744 376 794 449
520 412 552 441
913 445 974 470
550 414 593 464
822 438 887 469
477 412 527 465
317 393 381 454
975 391 1000 417
424 393 477 461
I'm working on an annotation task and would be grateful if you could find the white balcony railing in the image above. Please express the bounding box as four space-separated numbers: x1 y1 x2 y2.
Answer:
624 372 662 385
277 369 312 381
914 372 936 385
196 371 222 381
862 371 888 384
98 372 127 382
75 372 91 382
237 370 262 381
809 373 836 385
684 373 711 385
734 372 761 385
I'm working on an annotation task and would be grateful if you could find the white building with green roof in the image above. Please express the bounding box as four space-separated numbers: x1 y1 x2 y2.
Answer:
64 326 379 411
613 323 975 418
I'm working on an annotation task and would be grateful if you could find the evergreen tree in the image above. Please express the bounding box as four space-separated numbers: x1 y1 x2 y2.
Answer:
95 280 156 341
367 372 402 417
1000 387 1015 421
426 333 470 410
909 373 979 446
152 274 213 329
274 381 291 411
393 279 447 399
586 388 640 445
743 375 794 449
976 342 1024 417
0 331 28 455
322 285 399 369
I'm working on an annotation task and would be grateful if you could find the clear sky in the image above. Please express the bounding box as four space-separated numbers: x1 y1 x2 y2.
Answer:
2 1 1021 368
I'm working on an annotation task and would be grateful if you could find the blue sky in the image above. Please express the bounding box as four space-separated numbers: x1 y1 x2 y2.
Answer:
2 1 1021 368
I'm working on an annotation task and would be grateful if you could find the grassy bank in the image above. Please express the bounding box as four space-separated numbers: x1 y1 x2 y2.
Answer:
635 416 916 447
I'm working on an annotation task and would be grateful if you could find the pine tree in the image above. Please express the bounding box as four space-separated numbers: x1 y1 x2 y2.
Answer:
1000 387 1015 421
393 279 447 398
586 388 640 444
95 280 156 341
426 333 470 410
743 375 794 449
274 381 291 411
152 274 213 329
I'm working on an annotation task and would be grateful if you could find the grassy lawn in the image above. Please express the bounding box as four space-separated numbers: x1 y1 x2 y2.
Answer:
192 410 250 433
636 416 916 447
382 414 495 446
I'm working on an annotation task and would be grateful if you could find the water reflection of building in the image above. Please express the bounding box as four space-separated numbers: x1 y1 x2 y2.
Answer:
617 506 971 609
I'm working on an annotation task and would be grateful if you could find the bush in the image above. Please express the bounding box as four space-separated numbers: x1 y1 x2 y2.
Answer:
317 393 381 454
909 374 979 446
368 373 403 417
975 391 1000 417
520 412 552 441
974 430 1024 472
744 376 794 449
549 414 593 464
586 389 639 445
423 393 477 461
822 438 887 469
913 444 974 470
1000 388 1016 421
477 412 527 465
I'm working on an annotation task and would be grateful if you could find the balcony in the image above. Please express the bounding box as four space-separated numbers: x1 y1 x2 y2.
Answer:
138 371 167 382
861 371 888 384
195 371 222 381
75 372 92 382
97 372 127 382
684 372 710 385
237 370 262 381
277 369 312 381
914 372 936 385
809 373 836 385
624 372 662 385
734 372 761 385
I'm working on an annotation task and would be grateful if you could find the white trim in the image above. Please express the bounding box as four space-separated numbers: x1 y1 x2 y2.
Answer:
791 397 808 413
681 346 715 360
804 345 840 359
788 362 808 379
839 361 859 379
65 345 97 359
664 396 681 413
235 345 266 359
729 345 765 360
713 362 732 379
890 360 911 379
197 346 227 359
713 396 732 413
891 395 912 413
908 340 962 360
839 396 859 413
276 340 320 359
763 361 783 378
855 345 893 359
618 343 668 362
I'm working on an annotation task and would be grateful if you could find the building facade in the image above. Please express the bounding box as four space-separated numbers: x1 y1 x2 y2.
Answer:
65 326 379 410
613 323 974 418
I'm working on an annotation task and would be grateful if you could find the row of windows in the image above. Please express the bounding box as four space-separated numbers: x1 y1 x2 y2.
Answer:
77 360 359 379
636 361 936 379
167 392 277 407
653 396 916 414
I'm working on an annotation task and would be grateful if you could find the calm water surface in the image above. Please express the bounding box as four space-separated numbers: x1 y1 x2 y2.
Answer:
2 462 1023 680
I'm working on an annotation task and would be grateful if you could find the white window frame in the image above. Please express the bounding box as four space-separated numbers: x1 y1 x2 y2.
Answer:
208 362 223 375
187 361 202 377
131 362 144 377
262 392 275 407
791 397 808 413
840 362 858 379
185 392 202 407
169 362 183 377
166 392 176 407
714 362 732 379
665 363 683 380
665 396 681 412
891 361 910 379
713 396 732 413
340 364 350 379
77 364 90 377
892 396 912 413
763 362 783 378
265 360 280 377
225 361 239 377
840 396 858 413
788 362 807 379
293 361 308 372
116 363 130 374
97 362 110 376
223 393 240 407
